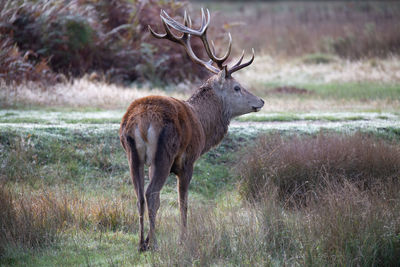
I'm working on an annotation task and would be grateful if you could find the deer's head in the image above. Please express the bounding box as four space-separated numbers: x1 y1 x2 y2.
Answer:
149 9 264 118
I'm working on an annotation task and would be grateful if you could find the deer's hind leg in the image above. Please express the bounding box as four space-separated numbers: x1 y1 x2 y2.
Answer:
145 124 179 250
177 164 193 242
124 135 147 251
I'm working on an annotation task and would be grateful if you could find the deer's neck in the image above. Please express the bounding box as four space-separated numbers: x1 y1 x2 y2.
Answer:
187 85 231 155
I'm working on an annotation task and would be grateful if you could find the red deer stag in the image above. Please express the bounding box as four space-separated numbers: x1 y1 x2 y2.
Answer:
119 9 264 251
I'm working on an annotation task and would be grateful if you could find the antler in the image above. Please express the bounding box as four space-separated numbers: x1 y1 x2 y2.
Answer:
227 48 255 76
148 9 254 76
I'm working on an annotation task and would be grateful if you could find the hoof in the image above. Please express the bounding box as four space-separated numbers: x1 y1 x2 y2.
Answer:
138 242 148 252
141 236 158 252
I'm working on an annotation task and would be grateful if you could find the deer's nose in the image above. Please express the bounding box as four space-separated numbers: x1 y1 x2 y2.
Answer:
260 99 265 105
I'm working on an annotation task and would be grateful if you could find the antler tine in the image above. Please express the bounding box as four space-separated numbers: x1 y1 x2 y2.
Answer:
183 10 193 28
231 49 245 68
227 48 255 76
148 10 181 42
209 33 232 68
200 8 209 33
188 13 192 28
148 24 167 39
198 9 232 68
161 10 197 35
211 40 217 55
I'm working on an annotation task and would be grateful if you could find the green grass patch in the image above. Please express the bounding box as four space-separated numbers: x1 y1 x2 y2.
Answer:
306 82 400 99
263 82 400 100
0 124 242 198
236 114 301 122
0 231 143 267
63 118 121 124
236 114 368 123
300 53 338 64
0 118 51 124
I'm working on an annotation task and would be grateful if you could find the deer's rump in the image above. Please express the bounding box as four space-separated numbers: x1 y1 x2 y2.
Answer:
119 95 204 167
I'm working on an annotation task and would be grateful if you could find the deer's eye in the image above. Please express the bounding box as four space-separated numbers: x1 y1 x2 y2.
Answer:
234 85 241 92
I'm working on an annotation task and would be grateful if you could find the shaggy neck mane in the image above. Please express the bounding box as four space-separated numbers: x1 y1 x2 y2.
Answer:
187 83 231 154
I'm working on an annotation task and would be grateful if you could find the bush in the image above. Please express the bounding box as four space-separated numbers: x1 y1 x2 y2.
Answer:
0 0 208 85
0 37 56 84
237 132 400 204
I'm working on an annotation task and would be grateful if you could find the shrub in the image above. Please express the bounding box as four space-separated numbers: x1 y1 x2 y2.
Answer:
237 132 400 204
0 0 208 85
0 37 56 84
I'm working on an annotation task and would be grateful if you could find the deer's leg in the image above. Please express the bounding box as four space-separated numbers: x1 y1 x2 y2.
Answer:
145 165 170 250
125 136 146 251
177 165 193 241
145 125 177 249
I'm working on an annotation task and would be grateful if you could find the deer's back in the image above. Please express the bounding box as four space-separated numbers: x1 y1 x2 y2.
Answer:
119 95 204 167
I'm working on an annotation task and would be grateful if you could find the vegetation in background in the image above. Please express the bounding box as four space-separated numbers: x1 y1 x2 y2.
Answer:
202 1 400 58
0 0 209 85
1 1 400 85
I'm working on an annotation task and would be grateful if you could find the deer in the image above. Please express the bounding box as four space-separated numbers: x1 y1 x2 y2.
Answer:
119 8 264 251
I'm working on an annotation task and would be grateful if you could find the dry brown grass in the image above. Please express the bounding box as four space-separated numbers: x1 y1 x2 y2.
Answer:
254 97 400 113
304 180 400 265
0 185 138 255
0 185 70 254
154 178 400 266
236 55 400 85
237 132 400 204
208 1 400 59
0 78 187 109
154 196 301 266
233 132 400 265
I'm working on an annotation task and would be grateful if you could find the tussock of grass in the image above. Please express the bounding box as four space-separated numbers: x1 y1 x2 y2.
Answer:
0 185 70 255
154 196 301 266
305 181 400 266
237 132 400 204
0 185 139 257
